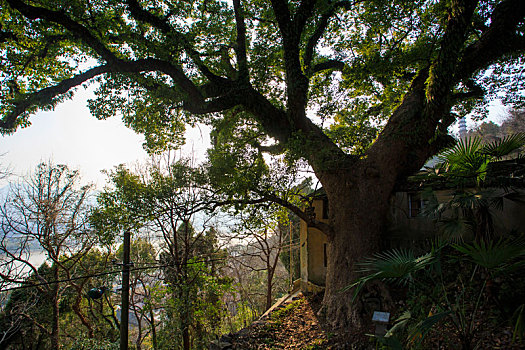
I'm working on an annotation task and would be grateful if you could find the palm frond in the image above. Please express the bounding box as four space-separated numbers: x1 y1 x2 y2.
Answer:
450 190 487 210
452 236 525 271
438 217 472 243
385 310 413 338
488 192 505 211
358 249 435 281
436 137 489 183
438 137 482 165
480 133 525 159
373 334 404 350
346 248 436 300
418 190 441 219
503 191 525 204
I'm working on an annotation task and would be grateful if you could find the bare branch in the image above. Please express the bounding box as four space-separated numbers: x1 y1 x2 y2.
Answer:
257 191 334 238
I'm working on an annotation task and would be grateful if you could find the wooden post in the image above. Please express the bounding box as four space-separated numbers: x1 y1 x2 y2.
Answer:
120 230 130 350
289 221 292 290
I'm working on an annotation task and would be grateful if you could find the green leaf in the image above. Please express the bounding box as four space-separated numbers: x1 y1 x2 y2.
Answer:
407 311 450 347
512 304 525 343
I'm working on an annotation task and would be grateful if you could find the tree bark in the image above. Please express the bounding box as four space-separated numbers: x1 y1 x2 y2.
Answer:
181 286 191 350
72 287 94 338
318 165 394 329
182 327 190 350
266 266 274 311
149 309 158 350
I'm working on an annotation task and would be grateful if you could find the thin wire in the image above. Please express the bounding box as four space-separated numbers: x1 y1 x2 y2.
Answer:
0 238 302 293
0 256 229 293
0 243 300 287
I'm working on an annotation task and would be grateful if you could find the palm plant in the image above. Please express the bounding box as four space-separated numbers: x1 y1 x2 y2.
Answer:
419 134 525 241
434 134 525 187
364 134 525 348
350 236 525 349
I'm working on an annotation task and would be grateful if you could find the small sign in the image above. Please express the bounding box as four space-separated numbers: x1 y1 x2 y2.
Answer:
372 311 390 323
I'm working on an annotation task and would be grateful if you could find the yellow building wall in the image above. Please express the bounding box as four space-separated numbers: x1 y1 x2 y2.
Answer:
307 227 327 285
300 198 329 288
300 219 308 284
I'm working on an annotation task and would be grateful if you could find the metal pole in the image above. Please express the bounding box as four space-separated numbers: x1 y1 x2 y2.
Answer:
289 221 292 290
120 230 130 350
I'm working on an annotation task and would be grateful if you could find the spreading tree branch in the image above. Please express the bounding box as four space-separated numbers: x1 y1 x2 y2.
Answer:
6 0 119 63
258 191 334 238
233 0 249 80
424 0 480 123
457 0 525 80
125 0 230 85
292 0 317 40
269 0 292 35
311 60 345 74
451 80 484 102
0 59 204 131
254 142 285 155
303 1 362 74
125 0 171 32
303 4 338 71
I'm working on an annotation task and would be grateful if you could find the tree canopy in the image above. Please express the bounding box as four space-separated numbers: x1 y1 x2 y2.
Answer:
2 0 523 156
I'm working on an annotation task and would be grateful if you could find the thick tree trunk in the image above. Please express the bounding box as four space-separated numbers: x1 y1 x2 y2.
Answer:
318 149 402 330
321 187 391 329
315 69 438 330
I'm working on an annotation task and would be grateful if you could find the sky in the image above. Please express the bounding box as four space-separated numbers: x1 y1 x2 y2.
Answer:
0 87 211 188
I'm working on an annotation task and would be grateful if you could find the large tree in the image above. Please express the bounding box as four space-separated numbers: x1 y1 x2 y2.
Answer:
1 0 524 329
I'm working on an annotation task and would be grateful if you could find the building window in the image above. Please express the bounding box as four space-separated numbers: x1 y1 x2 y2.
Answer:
408 193 426 218
323 243 327 268
322 198 329 219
